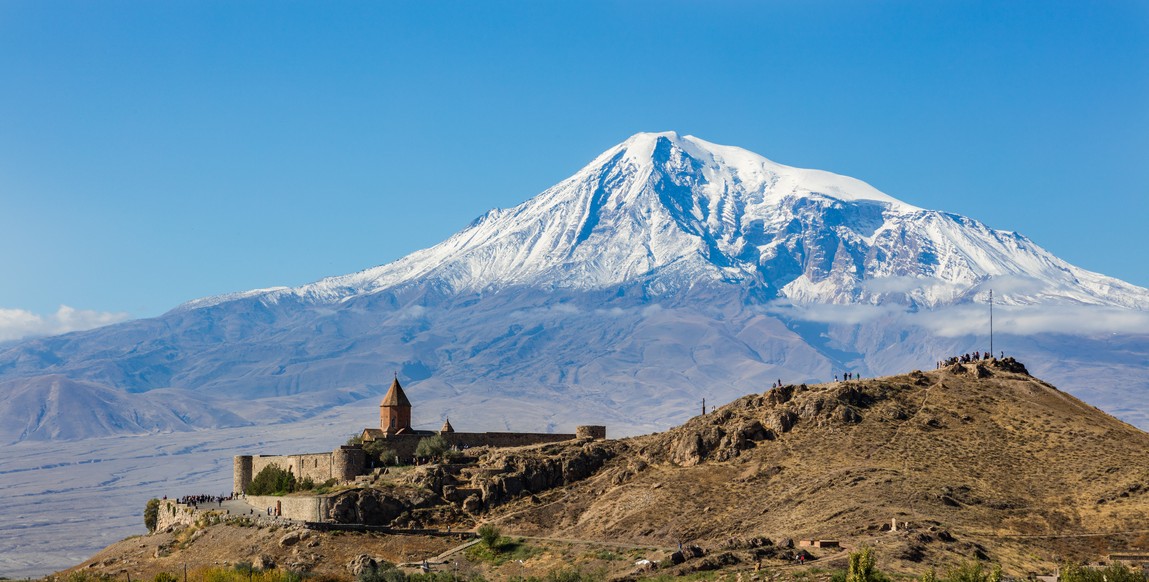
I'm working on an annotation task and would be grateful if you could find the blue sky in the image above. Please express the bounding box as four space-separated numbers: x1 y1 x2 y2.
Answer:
1 1 1146 339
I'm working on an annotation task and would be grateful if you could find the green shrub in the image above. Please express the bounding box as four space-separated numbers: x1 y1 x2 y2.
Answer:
364 440 398 465
347 434 364 446
144 498 161 533
154 573 179 582
415 435 449 460
846 547 889 582
358 562 406 582
248 464 296 495
942 561 1002 582
478 523 501 549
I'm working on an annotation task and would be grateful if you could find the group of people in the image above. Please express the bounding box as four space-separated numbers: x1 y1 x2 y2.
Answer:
834 372 858 382
165 493 233 508
937 350 1003 368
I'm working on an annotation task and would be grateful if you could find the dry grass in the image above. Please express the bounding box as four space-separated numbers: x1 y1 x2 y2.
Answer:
486 362 1149 576
56 361 1149 581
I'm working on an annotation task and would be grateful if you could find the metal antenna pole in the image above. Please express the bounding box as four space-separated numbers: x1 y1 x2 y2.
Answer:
989 289 994 357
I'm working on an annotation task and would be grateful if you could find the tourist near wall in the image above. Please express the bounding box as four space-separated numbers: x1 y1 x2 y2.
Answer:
155 497 323 531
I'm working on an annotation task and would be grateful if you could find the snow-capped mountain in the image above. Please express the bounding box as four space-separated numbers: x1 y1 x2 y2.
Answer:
184 131 1149 311
2 132 1148 445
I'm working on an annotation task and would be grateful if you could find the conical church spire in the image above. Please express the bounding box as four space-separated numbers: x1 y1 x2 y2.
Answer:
380 376 412 434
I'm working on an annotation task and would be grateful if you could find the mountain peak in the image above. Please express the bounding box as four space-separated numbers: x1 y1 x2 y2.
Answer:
179 134 1149 311
594 132 921 214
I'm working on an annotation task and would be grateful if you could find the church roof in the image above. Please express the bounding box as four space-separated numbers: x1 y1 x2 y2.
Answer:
381 377 412 407
440 418 455 433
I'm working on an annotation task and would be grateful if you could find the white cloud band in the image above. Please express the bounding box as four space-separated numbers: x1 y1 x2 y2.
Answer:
0 306 131 342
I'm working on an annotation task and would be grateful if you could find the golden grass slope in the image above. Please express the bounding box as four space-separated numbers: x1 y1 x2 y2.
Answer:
489 359 1149 572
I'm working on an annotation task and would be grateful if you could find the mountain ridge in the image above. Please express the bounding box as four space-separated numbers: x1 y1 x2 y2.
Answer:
177 132 1149 312
2 132 1149 446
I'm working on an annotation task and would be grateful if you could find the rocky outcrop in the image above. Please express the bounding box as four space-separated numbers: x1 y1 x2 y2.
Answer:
470 442 616 510
657 381 892 466
325 488 433 525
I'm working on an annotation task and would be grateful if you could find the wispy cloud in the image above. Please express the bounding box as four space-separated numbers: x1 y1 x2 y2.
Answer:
766 300 1149 337
0 305 131 342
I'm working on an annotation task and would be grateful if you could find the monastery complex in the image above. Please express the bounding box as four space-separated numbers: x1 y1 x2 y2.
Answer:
233 377 606 494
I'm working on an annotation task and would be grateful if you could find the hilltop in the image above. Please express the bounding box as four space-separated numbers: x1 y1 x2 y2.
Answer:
487 358 1149 573
60 360 1149 580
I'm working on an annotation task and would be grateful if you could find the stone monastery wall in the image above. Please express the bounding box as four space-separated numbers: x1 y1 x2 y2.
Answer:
245 494 329 522
250 453 332 484
381 431 579 461
234 446 366 494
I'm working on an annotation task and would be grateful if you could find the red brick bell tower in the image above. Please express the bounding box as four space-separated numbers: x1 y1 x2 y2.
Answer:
380 376 412 435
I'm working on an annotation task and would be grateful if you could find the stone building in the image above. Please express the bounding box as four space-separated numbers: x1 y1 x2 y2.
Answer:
232 376 606 495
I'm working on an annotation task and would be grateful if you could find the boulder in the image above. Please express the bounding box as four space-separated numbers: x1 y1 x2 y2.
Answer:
767 410 798 434
279 531 304 547
462 494 483 514
347 555 377 576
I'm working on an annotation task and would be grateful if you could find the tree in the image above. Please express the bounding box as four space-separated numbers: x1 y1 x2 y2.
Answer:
846 547 888 582
415 435 449 460
347 434 364 446
364 439 398 465
248 463 297 495
477 524 501 549
144 498 160 533
944 561 1003 582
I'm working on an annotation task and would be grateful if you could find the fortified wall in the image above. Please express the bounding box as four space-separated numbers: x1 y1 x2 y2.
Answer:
233 446 366 494
232 377 606 495
366 430 580 461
